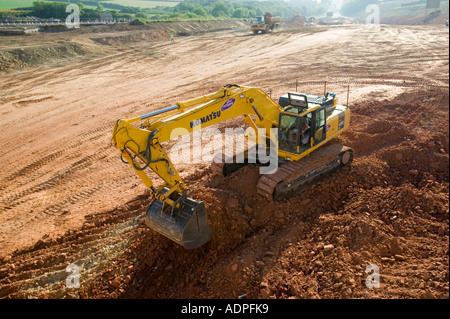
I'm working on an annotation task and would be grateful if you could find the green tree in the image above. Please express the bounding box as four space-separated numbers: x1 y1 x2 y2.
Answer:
232 7 249 18
175 2 196 12
96 3 104 12
121 7 140 14
169 12 183 19
193 7 207 17
211 1 232 17
135 12 148 19
185 12 198 18
31 1 68 19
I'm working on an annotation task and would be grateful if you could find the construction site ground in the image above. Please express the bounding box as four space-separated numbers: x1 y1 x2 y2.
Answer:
0 20 448 299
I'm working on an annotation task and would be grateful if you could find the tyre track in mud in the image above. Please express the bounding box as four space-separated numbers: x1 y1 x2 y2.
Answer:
0 147 129 223
0 195 149 298
1 147 110 208
0 123 113 185
0 50 128 93
0 120 126 254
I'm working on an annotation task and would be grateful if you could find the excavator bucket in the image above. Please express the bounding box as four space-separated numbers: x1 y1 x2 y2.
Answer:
144 191 212 249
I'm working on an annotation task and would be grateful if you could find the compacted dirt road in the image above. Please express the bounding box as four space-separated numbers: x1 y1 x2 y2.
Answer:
0 22 448 299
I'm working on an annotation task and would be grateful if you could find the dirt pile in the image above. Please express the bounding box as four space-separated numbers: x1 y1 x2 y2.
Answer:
91 30 171 46
0 54 25 71
0 42 89 71
0 29 26 36
83 19 248 35
0 195 150 298
142 20 249 34
90 20 249 45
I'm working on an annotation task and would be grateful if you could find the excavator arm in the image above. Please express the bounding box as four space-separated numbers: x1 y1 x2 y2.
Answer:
112 84 282 248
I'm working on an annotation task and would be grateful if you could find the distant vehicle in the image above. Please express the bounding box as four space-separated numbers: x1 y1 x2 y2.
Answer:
293 12 307 26
446 20 449 27
251 12 280 34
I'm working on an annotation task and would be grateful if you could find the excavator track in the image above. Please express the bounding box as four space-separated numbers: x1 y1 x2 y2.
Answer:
211 143 256 176
211 155 252 176
257 144 353 201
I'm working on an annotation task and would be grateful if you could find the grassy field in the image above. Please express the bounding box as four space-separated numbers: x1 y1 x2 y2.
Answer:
0 0 38 10
0 0 180 10
102 0 180 9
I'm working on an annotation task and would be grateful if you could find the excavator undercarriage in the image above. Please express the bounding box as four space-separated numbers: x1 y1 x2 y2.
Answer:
212 143 353 200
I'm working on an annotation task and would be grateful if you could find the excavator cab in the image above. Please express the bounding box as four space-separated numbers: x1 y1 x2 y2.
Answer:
279 93 310 153
278 92 333 155
279 113 312 154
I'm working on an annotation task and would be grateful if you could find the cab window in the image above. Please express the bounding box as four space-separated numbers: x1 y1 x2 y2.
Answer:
279 114 299 153
314 108 326 142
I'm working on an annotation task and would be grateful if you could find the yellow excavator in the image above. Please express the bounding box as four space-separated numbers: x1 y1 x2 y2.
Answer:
112 84 353 249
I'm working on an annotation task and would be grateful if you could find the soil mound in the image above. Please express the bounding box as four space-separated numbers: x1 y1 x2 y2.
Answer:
0 42 89 71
